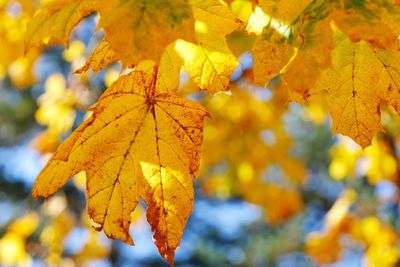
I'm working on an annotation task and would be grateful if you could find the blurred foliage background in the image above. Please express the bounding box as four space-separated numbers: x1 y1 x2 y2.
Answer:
2 0 400 266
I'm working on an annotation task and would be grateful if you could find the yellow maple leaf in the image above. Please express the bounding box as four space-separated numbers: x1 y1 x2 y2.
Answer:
157 0 242 94
305 190 356 265
25 0 94 49
94 0 196 66
32 65 208 265
312 29 400 148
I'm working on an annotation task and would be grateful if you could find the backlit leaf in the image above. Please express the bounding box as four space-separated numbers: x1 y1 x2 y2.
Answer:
32 65 208 265
312 30 400 147
157 0 242 94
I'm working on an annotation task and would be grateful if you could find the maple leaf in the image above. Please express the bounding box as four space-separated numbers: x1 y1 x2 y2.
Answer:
148 0 242 94
25 0 94 49
32 65 208 265
94 0 196 66
311 30 400 148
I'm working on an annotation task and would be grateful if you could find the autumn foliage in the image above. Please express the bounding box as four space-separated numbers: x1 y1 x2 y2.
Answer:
1 0 400 266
